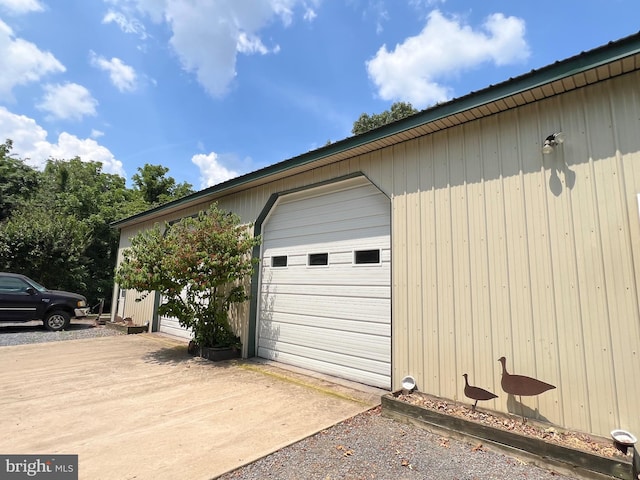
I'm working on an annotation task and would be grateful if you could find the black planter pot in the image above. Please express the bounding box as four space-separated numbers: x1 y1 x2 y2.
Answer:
187 341 240 361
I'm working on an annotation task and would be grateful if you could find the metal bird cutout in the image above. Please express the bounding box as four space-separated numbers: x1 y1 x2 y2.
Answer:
462 373 498 411
498 356 556 421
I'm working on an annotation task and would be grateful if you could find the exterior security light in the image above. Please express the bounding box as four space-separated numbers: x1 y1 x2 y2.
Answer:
542 132 565 155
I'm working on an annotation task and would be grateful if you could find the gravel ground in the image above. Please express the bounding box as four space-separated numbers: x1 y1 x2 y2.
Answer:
0 317 123 346
219 407 574 480
1 324 574 479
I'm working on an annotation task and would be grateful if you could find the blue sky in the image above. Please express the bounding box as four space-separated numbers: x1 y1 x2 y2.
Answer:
0 0 638 189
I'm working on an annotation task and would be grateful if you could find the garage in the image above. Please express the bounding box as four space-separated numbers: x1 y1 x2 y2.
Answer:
257 176 391 389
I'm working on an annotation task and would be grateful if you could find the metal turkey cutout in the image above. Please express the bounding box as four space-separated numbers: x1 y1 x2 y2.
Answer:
462 373 498 411
498 356 556 421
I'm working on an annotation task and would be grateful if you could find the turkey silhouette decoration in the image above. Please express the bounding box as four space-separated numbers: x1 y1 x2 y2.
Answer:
498 356 556 421
462 373 498 411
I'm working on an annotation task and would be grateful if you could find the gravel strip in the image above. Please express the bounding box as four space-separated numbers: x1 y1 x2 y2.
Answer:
219 406 574 480
0 319 123 347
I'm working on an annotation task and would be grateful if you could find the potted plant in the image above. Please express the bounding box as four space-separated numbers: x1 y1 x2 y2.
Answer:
115 203 261 359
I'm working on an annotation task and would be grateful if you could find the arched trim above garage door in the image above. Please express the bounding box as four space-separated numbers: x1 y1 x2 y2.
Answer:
250 173 391 389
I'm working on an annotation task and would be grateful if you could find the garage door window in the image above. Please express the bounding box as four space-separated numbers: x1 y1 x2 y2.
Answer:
271 255 288 267
308 253 328 266
354 249 380 265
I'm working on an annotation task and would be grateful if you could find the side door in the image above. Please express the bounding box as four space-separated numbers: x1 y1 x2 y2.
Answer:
0 276 40 321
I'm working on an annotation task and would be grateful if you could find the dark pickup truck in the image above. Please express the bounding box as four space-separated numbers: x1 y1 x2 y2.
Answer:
0 272 89 331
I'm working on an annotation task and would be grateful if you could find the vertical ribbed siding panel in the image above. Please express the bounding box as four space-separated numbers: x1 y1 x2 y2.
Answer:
464 125 496 406
418 135 441 393
433 136 455 396
392 144 410 385
405 144 425 385
556 91 601 432
518 105 566 426
449 128 472 400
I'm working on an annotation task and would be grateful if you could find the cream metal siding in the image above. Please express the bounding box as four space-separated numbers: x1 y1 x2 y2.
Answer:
387 71 640 438
113 68 640 438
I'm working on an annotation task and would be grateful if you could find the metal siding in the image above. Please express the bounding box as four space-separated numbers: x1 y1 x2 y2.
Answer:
384 71 640 438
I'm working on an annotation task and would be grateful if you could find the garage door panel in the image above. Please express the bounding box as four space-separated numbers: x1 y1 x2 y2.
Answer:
274 186 387 217
263 296 390 324
261 283 389 299
258 327 389 364
257 347 390 389
265 211 389 239
259 310 390 336
261 265 391 285
257 332 390 369
264 224 389 251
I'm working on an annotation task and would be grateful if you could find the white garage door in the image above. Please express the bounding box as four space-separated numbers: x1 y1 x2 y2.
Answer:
258 177 391 389
158 314 192 340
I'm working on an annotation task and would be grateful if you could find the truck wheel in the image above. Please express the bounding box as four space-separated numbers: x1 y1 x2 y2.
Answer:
44 310 70 331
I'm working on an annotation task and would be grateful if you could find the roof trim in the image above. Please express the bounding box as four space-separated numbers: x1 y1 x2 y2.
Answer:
112 32 640 229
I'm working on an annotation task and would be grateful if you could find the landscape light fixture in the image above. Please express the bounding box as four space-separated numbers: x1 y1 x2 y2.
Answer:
542 132 565 155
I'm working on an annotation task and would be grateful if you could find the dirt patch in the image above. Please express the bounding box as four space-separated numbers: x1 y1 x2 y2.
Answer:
397 391 628 460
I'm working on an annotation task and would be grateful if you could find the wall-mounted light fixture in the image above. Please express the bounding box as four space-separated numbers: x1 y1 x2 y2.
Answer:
542 132 565 155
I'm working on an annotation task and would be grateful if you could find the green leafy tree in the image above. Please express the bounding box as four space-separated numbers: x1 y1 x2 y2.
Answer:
115 204 261 348
38 158 144 307
0 209 90 291
132 163 194 205
0 139 40 221
352 101 419 135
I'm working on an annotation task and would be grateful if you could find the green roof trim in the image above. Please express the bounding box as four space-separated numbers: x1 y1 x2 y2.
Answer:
112 32 640 228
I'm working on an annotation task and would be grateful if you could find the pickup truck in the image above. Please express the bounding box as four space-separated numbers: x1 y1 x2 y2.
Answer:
0 272 89 331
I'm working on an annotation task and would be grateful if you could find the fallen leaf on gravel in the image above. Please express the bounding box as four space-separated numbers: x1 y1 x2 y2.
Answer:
401 459 413 469
343 450 354 457
472 443 485 452
439 438 450 448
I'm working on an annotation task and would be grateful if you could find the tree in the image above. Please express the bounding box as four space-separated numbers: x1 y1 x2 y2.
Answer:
0 139 40 221
0 209 90 291
352 101 419 135
115 204 261 348
132 163 194 205
39 158 142 308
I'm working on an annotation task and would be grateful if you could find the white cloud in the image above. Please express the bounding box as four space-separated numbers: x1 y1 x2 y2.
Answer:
107 0 312 97
0 0 44 15
37 82 98 121
303 7 317 21
0 106 124 175
90 51 138 92
91 129 104 138
237 32 269 55
0 19 65 100
102 9 148 39
366 10 529 107
191 152 239 188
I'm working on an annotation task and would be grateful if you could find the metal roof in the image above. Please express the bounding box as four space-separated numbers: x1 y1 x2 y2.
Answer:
113 32 640 229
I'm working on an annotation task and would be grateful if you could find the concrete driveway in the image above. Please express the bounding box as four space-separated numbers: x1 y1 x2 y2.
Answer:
0 334 381 480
